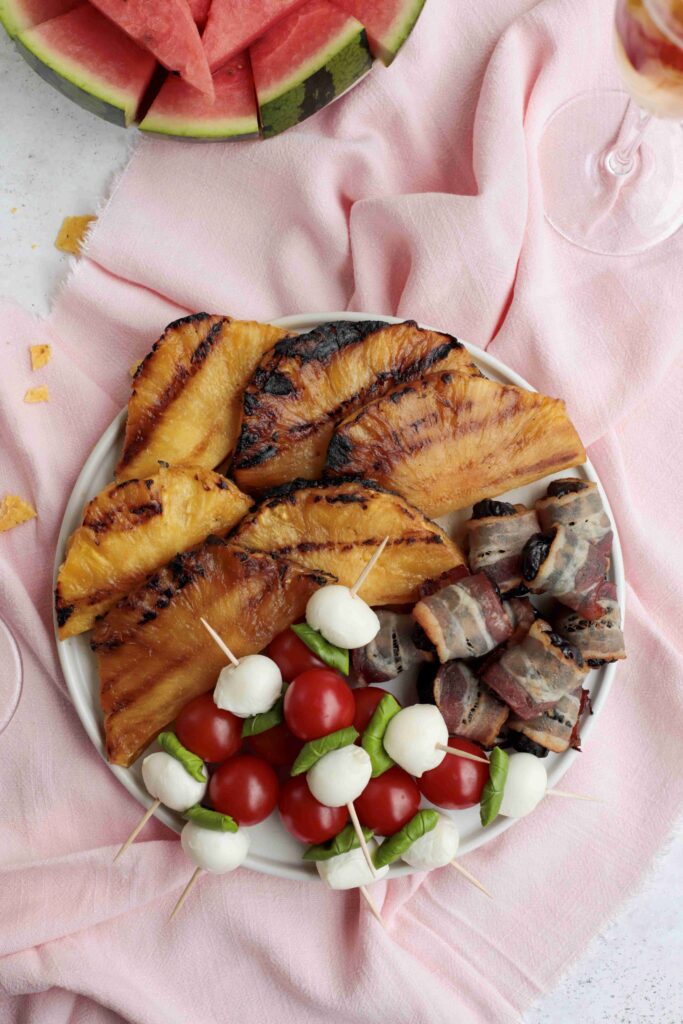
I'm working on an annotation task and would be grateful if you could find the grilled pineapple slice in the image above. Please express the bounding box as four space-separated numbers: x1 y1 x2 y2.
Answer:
56 466 252 638
116 313 286 481
326 371 586 518
232 479 466 605
232 320 481 493
93 543 331 766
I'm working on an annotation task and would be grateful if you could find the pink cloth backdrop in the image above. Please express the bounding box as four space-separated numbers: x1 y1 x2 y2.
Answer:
1 0 682 1021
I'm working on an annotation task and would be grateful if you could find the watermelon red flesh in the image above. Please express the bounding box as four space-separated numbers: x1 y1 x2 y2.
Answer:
0 0 80 37
140 53 259 139
16 5 157 126
88 0 214 97
330 0 425 64
202 0 307 73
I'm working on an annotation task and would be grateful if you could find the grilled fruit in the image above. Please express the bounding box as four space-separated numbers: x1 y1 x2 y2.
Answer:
116 313 286 481
94 543 331 766
232 479 466 606
232 319 481 493
326 372 586 518
56 466 252 639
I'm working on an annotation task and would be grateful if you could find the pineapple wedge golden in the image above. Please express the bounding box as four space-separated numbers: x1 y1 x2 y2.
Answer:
326 371 586 518
232 320 481 494
93 543 331 766
116 314 286 481
232 479 466 606
56 466 252 638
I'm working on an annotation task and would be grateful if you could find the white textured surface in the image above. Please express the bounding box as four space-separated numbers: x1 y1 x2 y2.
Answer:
1 30 682 1024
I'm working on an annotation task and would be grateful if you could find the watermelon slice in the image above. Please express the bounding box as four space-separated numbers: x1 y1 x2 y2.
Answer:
330 0 425 65
88 0 214 97
202 0 307 73
250 0 372 137
0 0 80 37
16 5 157 127
140 54 259 140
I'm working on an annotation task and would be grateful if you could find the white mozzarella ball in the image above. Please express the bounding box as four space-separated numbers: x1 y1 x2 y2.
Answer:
316 839 389 890
401 814 460 870
141 751 207 812
180 821 250 874
306 585 380 649
213 654 282 718
306 744 373 807
383 704 448 778
499 753 548 818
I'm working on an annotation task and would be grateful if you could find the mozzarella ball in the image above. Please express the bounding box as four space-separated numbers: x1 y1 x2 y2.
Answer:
499 753 548 818
213 654 282 718
306 744 373 807
180 821 250 874
317 839 389 889
306 585 380 649
402 814 460 870
383 704 448 778
141 751 207 811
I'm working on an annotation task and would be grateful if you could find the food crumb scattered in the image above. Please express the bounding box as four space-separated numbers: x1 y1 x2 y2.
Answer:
10 207 17 214
24 385 49 404
30 344 51 371
0 495 37 533
31 243 38 250
55 215 96 255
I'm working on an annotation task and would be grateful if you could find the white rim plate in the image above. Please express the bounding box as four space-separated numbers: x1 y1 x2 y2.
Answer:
53 311 625 881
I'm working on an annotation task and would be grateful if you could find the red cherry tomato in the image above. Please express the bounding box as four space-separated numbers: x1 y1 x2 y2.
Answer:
209 754 279 826
354 766 420 836
352 686 394 735
278 776 349 844
266 628 325 682
175 693 242 763
247 721 304 767
283 668 355 741
418 737 489 810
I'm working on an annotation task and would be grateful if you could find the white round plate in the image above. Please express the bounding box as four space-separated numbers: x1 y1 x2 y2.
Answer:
53 311 625 881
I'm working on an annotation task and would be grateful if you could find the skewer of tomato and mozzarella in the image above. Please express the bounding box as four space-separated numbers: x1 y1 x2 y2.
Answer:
479 749 600 828
201 618 283 718
170 810 251 920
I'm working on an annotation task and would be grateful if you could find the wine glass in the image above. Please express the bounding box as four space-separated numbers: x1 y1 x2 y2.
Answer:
0 615 23 736
539 0 683 255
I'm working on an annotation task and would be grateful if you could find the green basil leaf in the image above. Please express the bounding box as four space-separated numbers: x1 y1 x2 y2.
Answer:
291 725 359 776
241 696 284 738
302 823 374 862
373 810 440 869
291 623 349 676
361 693 401 777
184 805 238 832
479 746 509 827
158 731 206 782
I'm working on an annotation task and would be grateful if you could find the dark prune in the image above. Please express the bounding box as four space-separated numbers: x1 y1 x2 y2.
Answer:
521 529 556 581
471 498 517 519
544 629 584 667
508 732 549 758
547 479 587 498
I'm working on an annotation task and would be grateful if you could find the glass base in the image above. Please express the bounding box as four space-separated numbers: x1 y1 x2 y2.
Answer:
539 90 683 255
0 616 23 736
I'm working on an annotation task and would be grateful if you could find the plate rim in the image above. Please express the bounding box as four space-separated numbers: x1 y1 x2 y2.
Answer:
53 310 624 881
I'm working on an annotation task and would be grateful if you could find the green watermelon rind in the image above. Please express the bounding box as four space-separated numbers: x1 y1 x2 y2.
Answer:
259 21 372 138
376 0 426 65
139 111 259 141
15 29 143 126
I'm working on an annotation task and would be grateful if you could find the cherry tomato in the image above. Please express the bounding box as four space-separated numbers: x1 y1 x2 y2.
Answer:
283 668 355 741
247 721 304 767
354 766 420 836
418 737 489 810
175 693 242 763
352 686 394 735
278 776 349 844
209 754 279 826
266 628 325 682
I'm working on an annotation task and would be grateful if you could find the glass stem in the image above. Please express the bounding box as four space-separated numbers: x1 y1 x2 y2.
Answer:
603 100 653 176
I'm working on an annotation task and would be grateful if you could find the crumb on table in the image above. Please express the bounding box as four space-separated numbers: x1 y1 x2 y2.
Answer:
0 495 37 533
24 385 49 404
30 344 51 371
55 215 96 255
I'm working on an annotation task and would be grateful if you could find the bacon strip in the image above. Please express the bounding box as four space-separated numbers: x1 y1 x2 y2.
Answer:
466 501 539 593
522 525 611 620
553 583 626 665
481 618 588 720
536 479 613 559
502 596 537 644
508 688 582 754
430 660 508 748
413 572 512 663
352 610 434 684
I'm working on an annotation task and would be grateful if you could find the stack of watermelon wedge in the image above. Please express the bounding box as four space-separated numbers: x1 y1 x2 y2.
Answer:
0 0 426 138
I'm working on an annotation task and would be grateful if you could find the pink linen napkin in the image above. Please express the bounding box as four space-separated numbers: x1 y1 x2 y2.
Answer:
1 0 682 1021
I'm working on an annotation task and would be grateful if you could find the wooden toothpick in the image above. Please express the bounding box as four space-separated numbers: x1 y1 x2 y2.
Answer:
169 866 203 921
347 801 377 877
450 860 494 899
114 798 161 862
546 789 603 803
436 743 489 765
200 617 239 666
350 536 390 597
360 885 384 926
